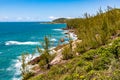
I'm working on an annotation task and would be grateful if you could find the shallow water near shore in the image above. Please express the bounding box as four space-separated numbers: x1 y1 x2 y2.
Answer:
0 22 67 80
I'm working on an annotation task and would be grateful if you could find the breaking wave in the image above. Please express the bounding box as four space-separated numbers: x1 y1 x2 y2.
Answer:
52 29 62 31
5 41 40 45
50 38 57 42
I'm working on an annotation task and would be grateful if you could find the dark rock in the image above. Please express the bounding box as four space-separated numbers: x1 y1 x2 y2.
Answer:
29 56 41 65
62 28 69 30
60 38 65 42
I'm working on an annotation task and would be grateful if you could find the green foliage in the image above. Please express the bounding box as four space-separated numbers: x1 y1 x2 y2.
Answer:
62 47 73 60
84 62 93 72
82 50 97 61
52 18 67 23
20 54 27 76
75 42 86 53
41 36 51 54
93 57 109 70
76 59 84 67
49 65 66 75
37 36 54 69
38 53 55 69
29 37 120 80
23 72 34 80
20 53 34 80
62 35 74 60
59 74 73 80
28 75 45 80
108 38 120 59
38 54 48 68
100 19 110 45
66 8 120 51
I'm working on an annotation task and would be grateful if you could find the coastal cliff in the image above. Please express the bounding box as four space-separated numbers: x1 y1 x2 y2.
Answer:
22 8 120 80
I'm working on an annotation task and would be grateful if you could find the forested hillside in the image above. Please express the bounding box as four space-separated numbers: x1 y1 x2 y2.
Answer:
28 7 120 80
66 8 120 52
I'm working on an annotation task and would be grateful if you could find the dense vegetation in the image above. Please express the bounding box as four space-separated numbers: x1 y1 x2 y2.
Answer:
66 7 120 53
29 37 120 80
20 36 56 80
52 18 67 23
23 7 120 80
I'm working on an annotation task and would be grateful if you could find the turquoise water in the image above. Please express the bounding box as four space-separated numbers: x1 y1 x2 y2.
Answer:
0 22 67 80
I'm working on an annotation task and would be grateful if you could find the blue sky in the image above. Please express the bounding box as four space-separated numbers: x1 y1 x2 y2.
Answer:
0 0 120 22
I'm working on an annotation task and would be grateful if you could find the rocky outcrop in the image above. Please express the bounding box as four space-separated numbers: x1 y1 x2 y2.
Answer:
50 39 82 65
29 56 41 65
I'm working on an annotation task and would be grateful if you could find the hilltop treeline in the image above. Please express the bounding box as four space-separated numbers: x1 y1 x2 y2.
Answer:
53 7 120 53
52 18 67 23
66 8 120 52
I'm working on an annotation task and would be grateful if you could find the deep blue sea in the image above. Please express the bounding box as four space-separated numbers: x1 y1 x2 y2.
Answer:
0 22 67 80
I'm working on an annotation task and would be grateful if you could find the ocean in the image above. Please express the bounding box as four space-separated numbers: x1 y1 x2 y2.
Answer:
0 22 67 80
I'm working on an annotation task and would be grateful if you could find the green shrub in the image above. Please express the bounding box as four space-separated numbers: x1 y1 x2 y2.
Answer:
111 70 120 80
75 43 86 54
113 38 120 45
28 74 45 80
77 59 85 67
38 59 47 69
82 50 97 61
59 74 73 80
38 53 55 69
49 65 65 75
23 72 34 80
62 47 73 60
72 73 80 79
109 38 120 59
84 62 93 72
67 8 120 50
37 36 56 69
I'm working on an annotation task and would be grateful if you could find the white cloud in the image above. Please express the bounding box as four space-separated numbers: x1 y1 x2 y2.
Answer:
48 16 74 20
66 16 73 19
49 16 58 20
16 17 23 20
4 16 9 19
0 16 9 21
26 17 31 20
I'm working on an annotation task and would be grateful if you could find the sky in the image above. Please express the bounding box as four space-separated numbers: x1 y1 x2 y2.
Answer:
0 0 120 22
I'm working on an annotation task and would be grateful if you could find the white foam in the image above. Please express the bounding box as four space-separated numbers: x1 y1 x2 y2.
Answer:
52 29 62 31
50 47 56 50
5 41 40 45
49 47 56 54
50 38 57 42
64 41 69 44
9 53 39 80
12 77 20 80
62 30 69 34
6 59 22 80
6 67 13 71
69 33 78 40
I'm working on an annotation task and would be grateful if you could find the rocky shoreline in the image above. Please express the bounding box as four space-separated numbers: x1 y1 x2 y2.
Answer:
27 28 79 75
